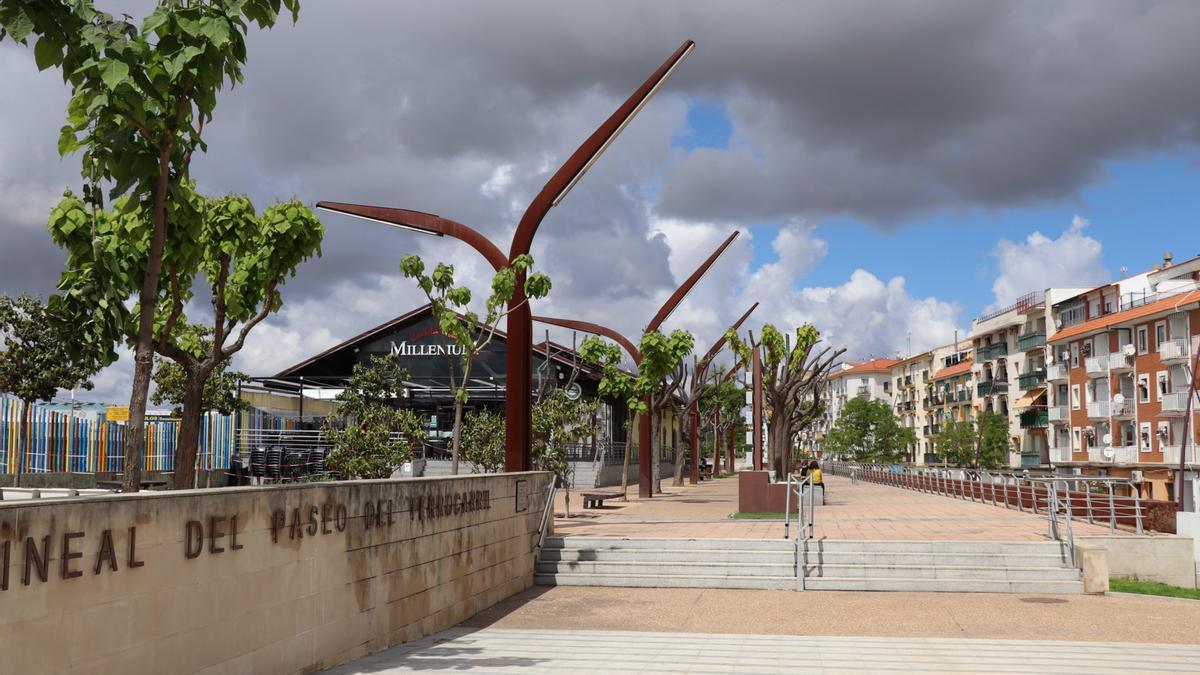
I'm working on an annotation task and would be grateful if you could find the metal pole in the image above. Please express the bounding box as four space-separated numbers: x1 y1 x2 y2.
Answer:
1107 486 1116 533
752 344 764 472
689 402 700 485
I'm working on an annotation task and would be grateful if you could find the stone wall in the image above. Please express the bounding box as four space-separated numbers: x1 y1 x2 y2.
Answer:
1078 534 1197 588
0 471 552 675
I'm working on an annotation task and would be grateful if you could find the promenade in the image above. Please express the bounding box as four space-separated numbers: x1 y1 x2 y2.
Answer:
553 473 1129 540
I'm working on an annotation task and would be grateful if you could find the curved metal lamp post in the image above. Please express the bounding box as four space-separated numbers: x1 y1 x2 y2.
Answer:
534 231 742 498
316 40 695 472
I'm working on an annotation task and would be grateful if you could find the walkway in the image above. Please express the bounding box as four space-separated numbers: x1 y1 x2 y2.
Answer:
554 474 1128 540
323 626 1200 673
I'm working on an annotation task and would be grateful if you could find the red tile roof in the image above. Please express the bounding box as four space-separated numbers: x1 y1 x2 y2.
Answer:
931 358 973 381
1049 290 1200 344
840 358 899 375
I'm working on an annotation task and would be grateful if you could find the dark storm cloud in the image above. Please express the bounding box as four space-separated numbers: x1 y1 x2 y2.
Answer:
3 0 1200 394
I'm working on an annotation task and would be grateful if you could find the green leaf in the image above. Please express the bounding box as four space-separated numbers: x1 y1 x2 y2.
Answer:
5 11 34 42
33 36 61 71
99 59 130 90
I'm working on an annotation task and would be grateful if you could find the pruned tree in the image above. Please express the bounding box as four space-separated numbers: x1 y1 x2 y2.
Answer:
323 353 424 480
3 0 304 492
401 253 552 475
698 365 747 474
0 294 97 483
728 324 844 477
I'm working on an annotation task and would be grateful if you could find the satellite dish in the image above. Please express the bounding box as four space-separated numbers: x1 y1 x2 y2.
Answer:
1113 393 1125 405
565 382 583 401
1122 344 1136 356
1102 433 1113 445
1102 447 1115 459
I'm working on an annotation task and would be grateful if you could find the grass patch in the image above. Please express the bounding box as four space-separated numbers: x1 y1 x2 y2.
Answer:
717 471 737 479
732 512 789 520
1110 577 1200 600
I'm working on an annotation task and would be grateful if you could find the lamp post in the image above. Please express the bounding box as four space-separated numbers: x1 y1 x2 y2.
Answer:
316 40 695 472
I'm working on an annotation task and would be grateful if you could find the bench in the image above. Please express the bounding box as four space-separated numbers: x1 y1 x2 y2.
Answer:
701 464 714 480
581 490 621 509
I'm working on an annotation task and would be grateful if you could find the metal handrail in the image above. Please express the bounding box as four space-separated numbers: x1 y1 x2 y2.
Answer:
783 473 816 591
824 462 1144 535
532 480 558 554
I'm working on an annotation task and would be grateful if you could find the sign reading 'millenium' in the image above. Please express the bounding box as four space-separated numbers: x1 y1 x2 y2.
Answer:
389 340 466 357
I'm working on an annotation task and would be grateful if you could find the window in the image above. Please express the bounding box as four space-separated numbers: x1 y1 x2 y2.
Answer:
1155 321 1167 351
1137 326 1149 355
1157 422 1170 451
1071 385 1081 410
1070 343 1079 368
1139 423 1152 451
1157 372 1168 401
1085 380 1096 405
1072 427 1081 452
1059 301 1086 328
1138 374 1150 403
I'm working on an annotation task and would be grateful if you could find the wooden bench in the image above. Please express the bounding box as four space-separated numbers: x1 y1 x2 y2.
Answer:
581 490 621 509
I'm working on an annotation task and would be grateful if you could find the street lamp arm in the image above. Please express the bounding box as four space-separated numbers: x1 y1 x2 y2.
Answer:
315 201 509 271
646 229 740 332
510 39 695 259
532 315 641 364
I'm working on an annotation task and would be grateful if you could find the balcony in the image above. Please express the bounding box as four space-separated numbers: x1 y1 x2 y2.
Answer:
1084 356 1108 377
1162 444 1197 464
1017 369 1046 390
1050 447 1073 464
856 386 870 397
904 375 913 387
1112 399 1135 418
1017 331 1046 352
1020 451 1045 468
1048 405 1070 424
977 380 1007 397
1107 351 1134 373
1019 410 1049 428
1086 445 1137 464
1086 401 1111 419
1045 363 1069 382
947 390 971 405
975 342 1009 361
1162 391 1200 413
1159 337 1192 364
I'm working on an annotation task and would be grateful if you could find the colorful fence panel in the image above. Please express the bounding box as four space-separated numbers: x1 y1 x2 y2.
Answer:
0 398 295 475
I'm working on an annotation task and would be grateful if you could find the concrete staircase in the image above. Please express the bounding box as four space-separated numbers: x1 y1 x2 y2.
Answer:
536 537 1083 593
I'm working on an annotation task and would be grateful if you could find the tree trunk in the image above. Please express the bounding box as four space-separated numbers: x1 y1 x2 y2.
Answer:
672 410 687 487
451 397 464 475
123 151 172 494
619 412 634 500
769 415 791 479
651 409 662 493
16 399 30 488
173 374 206 490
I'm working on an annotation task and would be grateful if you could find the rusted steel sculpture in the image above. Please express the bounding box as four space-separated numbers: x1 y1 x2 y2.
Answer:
685 302 757 484
317 40 695 471
533 232 741 498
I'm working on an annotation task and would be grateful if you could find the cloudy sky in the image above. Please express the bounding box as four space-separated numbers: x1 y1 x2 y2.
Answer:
3 0 1200 402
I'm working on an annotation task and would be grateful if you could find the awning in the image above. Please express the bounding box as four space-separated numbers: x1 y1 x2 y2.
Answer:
1014 389 1046 409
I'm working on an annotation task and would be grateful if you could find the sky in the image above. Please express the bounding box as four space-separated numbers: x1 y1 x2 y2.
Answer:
2 0 1200 403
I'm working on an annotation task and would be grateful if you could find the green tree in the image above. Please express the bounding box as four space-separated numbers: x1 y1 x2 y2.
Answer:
2 0 303 492
47 189 323 489
698 367 746 471
323 354 424 480
824 397 916 464
727 324 844 477
938 412 1010 469
150 325 250 417
532 387 597 516
0 294 97 483
401 253 551 475
581 329 694 495
460 409 504 474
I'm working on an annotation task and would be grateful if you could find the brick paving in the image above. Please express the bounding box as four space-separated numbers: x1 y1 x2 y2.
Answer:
554 473 1131 540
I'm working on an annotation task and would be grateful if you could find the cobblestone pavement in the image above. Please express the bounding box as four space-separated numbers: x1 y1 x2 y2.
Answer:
323 627 1200 673
553 474 1132 540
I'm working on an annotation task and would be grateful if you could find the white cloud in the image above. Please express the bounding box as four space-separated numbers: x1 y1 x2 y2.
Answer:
989 215 1111 310
481 163 514 198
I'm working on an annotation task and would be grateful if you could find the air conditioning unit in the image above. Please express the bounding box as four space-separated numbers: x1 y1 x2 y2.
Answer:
1131 470 1144 483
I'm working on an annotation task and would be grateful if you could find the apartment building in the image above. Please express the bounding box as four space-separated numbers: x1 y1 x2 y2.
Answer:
812 359 897 458
1044 254 1200 507
924 341 975 464
891 352 934 464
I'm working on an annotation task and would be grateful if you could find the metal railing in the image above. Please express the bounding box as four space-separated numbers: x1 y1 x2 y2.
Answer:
783 473 816 591
533 479 558 554
824 463 1143 537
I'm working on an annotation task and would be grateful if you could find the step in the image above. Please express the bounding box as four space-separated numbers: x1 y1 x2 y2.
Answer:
540 548 795 564
803 577 1084 594
534 573 794 590
799 551 1068 568
802 564 1081 581
544 537 792 552
537 561 795 577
